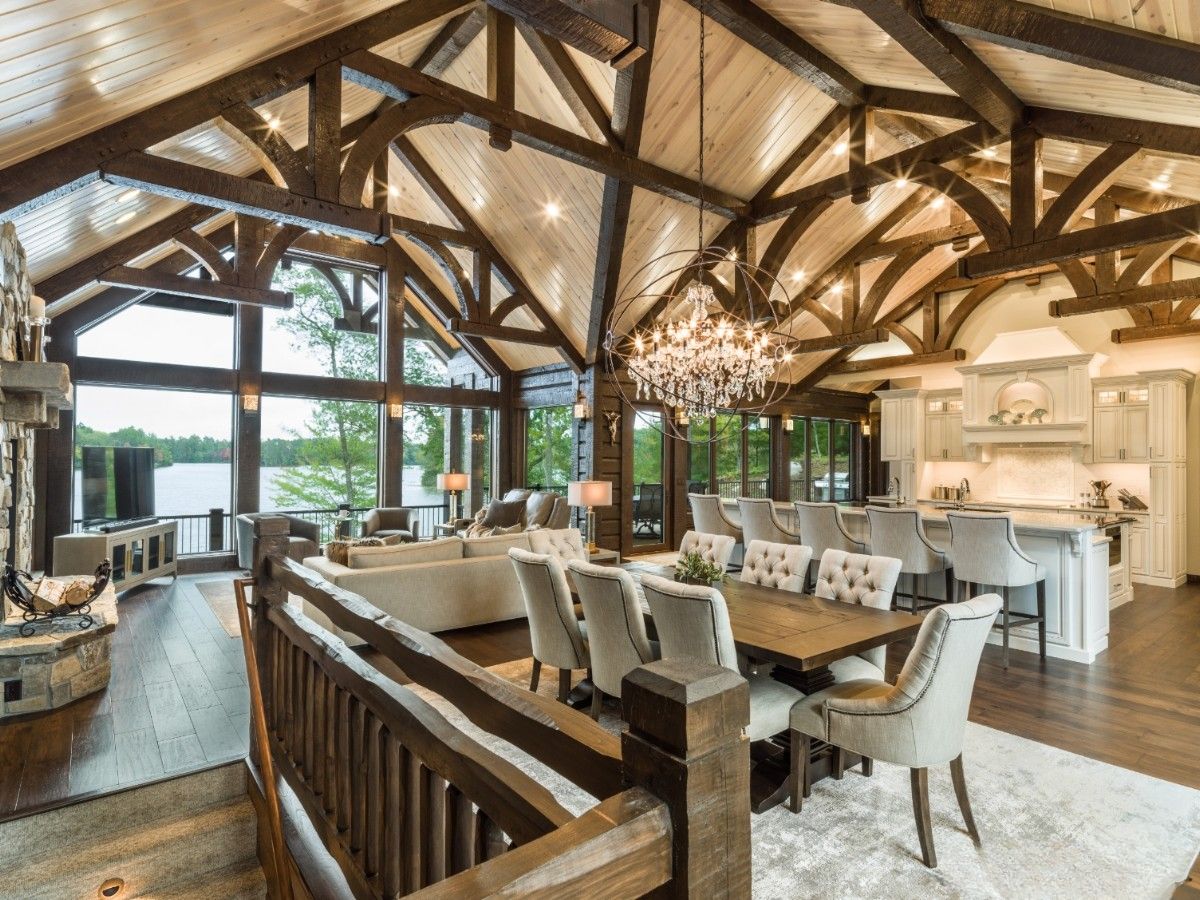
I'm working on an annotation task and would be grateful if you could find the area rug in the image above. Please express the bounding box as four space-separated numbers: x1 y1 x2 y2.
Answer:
195 579 241 638
417 656 1200 899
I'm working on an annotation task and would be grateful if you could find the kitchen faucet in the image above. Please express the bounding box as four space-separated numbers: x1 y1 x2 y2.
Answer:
959 478 971 503
889 475 902 501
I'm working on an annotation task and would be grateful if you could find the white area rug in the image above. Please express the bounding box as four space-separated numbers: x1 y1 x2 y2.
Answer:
416 657 1200 899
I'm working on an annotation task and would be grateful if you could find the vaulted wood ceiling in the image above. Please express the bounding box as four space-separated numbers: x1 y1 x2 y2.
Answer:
6 0 1200 381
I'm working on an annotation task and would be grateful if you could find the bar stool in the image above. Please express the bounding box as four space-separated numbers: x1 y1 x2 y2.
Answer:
793 501 866 591
737 497 801 547
946 511 1047 669
866 505 954 614
688 493 744 567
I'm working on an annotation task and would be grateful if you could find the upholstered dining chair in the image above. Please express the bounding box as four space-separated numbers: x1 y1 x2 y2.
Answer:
740 540 813 594
567 560 657 719
527 527 587 564
508 548 589 703
946 511 1047 669
678 530 737 572
688 493 743 557
865 505 953 614
640 573 802 744
793 501 866 589
788 594 1002 869
814 549 902 683
737 497 801 548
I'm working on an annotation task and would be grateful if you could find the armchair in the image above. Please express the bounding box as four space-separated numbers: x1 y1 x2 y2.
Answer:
361 507 418 542
236 513 320 569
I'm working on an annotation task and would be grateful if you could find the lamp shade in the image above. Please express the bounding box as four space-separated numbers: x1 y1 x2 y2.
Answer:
437 471 470 491
568 480 612 507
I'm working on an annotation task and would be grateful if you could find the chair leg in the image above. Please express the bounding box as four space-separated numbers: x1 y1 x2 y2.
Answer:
910 767 937 868
557 668 571 704
944 567 955 605
950 754 981 846
789 731 810 812
529 659 541 693
1001 586 1011 670
590 687 604 720
1036 579 1047 660
861 756 873 777
833 746 845 780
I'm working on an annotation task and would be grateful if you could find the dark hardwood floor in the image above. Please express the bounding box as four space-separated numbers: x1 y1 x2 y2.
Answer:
0 574 249 821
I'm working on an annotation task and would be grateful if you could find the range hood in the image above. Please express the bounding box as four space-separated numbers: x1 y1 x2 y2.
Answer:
956 328 1105 446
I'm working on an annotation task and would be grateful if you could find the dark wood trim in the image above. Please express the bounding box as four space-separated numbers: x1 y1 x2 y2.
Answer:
391 215 480 248
448 318 561 347
487 0 650 68
792 329 889 353
73 356 237 391
1050 276 1200 318
404 384 502 408
485 8 516 150
1111 320 1200 344
412 6 487 76
827 348 966 375
1028 107 1200 159
98 265 293 308
518 25 618 145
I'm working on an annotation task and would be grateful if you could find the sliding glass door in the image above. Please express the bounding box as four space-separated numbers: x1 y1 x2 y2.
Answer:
632 410 667 550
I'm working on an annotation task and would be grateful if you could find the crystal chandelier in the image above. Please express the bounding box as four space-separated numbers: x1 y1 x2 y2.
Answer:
602 0 795 442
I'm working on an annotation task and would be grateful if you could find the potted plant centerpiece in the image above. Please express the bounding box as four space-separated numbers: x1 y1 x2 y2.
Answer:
675 551 726 586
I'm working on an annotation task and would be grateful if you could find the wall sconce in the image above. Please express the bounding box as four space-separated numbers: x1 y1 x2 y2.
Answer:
572 390 589 420
758 416 770 428
861 421 872 437
241 392 260 414
388 402 404 419
675 408 690 427
783 416 793 433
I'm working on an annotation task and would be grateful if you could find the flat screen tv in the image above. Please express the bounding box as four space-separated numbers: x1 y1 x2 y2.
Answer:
80 446 156 528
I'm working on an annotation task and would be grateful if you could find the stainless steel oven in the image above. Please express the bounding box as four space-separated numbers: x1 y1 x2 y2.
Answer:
1105 524 1122 568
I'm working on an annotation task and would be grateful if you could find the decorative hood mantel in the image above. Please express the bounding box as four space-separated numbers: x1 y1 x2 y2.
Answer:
956 327 1104 446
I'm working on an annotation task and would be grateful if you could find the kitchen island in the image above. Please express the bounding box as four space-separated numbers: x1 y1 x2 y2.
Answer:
722 499 1134 664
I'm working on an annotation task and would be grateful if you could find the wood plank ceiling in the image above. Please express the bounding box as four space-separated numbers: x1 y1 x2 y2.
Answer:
7 0 1200 375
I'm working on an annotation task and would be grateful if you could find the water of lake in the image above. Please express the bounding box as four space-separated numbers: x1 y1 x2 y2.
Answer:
72 462 445 517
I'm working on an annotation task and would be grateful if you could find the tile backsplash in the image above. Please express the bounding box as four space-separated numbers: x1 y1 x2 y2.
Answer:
996 447 1075 502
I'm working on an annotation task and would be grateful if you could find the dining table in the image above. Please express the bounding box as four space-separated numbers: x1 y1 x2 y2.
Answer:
571 560 926 812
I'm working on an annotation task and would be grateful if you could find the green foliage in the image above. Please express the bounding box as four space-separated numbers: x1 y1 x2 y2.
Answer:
632 413 662 486
524 406 572 489
402 342 449 489
74 422 233 468
675 551 725 585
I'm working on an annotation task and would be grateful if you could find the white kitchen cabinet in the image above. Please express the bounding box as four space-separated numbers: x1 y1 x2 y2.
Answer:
924 392 971 461
1128 523 1148 577
878 390 924 462
1091 381 1149 462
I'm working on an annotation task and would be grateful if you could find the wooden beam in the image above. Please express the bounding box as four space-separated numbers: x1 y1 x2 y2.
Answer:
756 107 847 201
486 8 516 149
342 50 746 218
962 202 1200 279
848 106 873 204
487 0 649 68
1111 320 1200 344
829 0 1024 131
1049 275 1200 318
827 348 965 374
391 215 481 248
447 318 562 346
101 152 391 243
587 0 659 364
0 0 467 219
518 25 618 145
790 328 888 353
754 122 1002 222
1009 128 1042 246
860 85 978 122
855 220 978 262
1028 107 1200 159
925 0 1200 97
98 265 293 308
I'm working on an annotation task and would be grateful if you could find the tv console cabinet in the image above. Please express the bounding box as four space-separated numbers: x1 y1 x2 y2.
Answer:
53 520 177 592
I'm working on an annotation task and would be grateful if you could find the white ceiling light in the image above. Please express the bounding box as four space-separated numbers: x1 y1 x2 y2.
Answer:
982 147 997 158
790 269 805 283
544 201 560 218
830 282 844 296
931 196 946 209
832 141 847 156
895 177 908 188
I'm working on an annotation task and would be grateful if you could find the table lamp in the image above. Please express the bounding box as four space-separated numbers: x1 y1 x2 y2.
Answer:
437 471 470 522
568 480 612 553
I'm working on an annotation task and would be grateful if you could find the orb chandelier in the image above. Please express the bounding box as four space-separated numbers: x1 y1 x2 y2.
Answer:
602 0 797 442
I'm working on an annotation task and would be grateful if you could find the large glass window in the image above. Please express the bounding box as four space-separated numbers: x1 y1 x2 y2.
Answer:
788 418 858 502
831 420 853 501
632 411 665 545
787 421 807 501
403 405 493 523
524 406 573 492
808 419 831 500
713 413 742 499
77 298 235 368
73 385 233 553
746 417 771 498
263 259 380 380
687 418 711 494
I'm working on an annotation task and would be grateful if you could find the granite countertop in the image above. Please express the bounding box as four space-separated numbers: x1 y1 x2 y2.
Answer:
837 501 1135 533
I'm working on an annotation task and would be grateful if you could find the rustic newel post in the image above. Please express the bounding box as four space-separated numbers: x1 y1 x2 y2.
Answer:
622 659 752 898
250 516 291 735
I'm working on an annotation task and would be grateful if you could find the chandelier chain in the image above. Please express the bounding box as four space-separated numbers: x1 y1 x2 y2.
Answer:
697 0 705 254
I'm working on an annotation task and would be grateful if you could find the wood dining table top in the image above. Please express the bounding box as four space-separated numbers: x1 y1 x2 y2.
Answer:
601 562 925 673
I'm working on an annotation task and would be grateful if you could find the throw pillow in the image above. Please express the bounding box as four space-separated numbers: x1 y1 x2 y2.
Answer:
480 498 526 528
463 521 496 538
325 536 385 566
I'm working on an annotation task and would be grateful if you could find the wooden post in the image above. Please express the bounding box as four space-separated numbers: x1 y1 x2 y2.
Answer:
209 507 225 553
251 516 292 737
622 659 751 899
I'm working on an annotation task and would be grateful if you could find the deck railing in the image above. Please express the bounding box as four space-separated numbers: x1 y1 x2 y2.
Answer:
248 516 752 899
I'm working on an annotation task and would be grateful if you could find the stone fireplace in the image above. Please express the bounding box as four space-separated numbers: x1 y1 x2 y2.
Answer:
0 221 37 574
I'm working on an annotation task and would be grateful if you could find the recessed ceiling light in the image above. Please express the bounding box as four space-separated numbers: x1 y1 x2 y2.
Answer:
1150 176 1170 192
473 195 484 207
982 147 997 158
931 196 945 209
830 282 844 295
895 177 908 188
116 211 135 224
832 141 847 156
544 201 560 218
387 185 399 197
790 269 805 283
117 189 139 204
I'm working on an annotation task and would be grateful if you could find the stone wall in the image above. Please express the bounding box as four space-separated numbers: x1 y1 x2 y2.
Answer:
0 221 36 573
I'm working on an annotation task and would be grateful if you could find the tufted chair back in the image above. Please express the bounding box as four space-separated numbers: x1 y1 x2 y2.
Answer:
508 547 589 671
824 595 1001 768
815 549 902 671
639 574 739 673
793 501 865 564
866 506 949 575
687 493 743 542
946 512 1038 587
740 540 813 593
567 560 655 698
527 527 587 563
737 498 799 547
678 530 736 572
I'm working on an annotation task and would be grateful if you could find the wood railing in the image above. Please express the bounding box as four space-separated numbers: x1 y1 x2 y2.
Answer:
248 516 752 899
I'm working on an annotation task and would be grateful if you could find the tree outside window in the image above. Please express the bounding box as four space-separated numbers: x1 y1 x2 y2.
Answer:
525 406 572 491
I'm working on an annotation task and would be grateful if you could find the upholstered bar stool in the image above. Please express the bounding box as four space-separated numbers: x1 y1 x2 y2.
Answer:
946 511 1047 669
677 530 736 572
793 501 866 591
740 540 812 594
737 497 801 548
508 548 589 702
866 506 954 614
688 493 744 565
813 549 901 684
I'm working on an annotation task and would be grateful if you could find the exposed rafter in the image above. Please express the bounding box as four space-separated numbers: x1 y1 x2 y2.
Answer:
98 265 292 308
488 0 650 68
518 24 618 146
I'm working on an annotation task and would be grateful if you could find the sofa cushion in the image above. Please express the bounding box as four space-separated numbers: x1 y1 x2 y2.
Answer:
348 537 463 569
481 498 526 528
462 531 531 558
524 491 558 528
